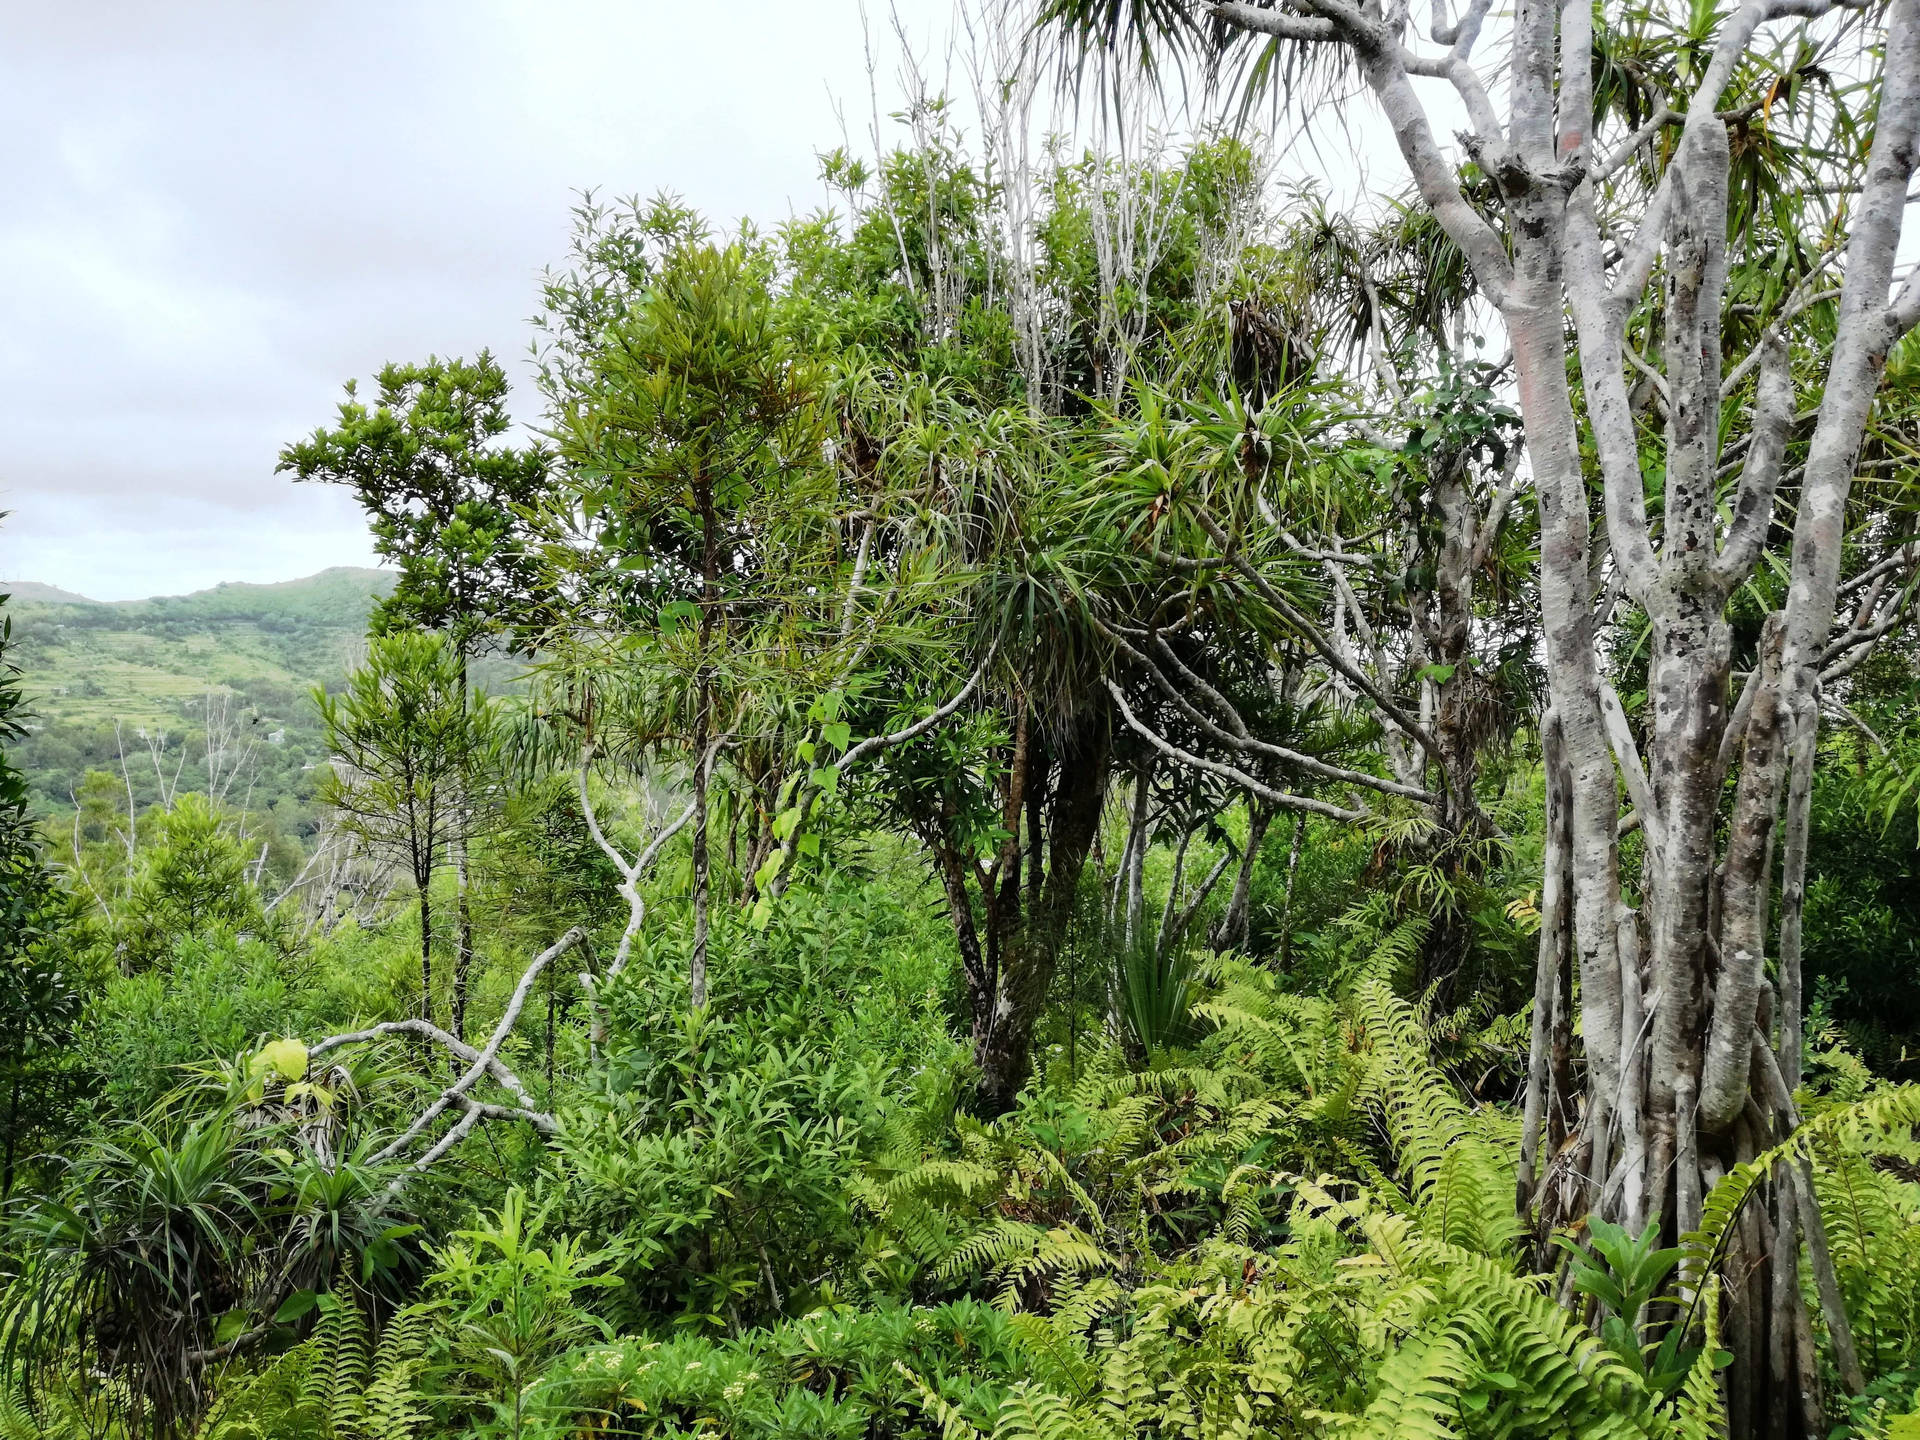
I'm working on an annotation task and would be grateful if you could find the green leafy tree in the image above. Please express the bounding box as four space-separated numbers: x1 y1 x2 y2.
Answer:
0 584 82 1202
315 632 493 1029
0 589 52 966
280 352 548 1037
118 796 264 971
542 235 833 1010
277 353 547 655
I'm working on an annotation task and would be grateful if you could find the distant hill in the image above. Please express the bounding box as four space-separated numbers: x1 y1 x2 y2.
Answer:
8 567 395 728
2 580 98 605
5 567 396 822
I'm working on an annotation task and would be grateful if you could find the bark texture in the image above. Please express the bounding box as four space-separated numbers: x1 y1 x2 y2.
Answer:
1186 0 1920 1420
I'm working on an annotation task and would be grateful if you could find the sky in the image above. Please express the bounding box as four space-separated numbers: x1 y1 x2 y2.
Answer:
0 0 969 601
0 0 1426 603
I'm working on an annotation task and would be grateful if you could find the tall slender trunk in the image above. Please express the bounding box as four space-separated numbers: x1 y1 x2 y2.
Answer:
1505 222 1626 1209
1415 458 1488 1005
930 806 994 1053
1210 800 1272 952
451 647 476 1041
450 839 474 1040
416 861 435 1024
1518 711 1572 1232
691 472 720 1011
451 847 474 1037
690 713 712 1010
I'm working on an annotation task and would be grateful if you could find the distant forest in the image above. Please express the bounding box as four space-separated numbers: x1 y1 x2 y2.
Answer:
7 568 520 885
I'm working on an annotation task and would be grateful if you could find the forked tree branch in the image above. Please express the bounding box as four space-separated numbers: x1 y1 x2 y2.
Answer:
1106 679 1374 822
1186 508 1452 772
308 927 589 1179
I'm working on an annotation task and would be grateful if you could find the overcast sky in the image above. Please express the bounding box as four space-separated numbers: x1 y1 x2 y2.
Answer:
0 1 1431 603
0 1 982 600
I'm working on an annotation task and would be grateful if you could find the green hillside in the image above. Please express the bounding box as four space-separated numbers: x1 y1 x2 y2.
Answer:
5 568 394 827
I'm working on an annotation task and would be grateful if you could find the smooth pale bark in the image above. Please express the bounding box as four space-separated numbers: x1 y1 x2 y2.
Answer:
575 752 702 1047
1780 0 1920 696
1517 711 1571 1220
1135 0 1919 1408
1509 285 1625 1206
1612 903 1649 1232
1703 624 1788 1131
1776 699 1818 1089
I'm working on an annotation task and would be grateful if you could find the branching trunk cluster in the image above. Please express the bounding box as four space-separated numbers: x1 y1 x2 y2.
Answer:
1161 0 1920 1424
1044 0 1920 1421
919 701 1112 1114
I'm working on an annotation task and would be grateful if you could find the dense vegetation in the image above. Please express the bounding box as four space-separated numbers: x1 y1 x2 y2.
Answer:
5 570 396 864
6 4 1920 1437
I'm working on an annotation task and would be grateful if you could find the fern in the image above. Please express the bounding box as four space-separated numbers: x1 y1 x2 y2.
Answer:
301 1293 370 1436
360 1307 430 1440
1658 1289 1727 1440
1357 1326 1469 1440
1356 982 1520 1258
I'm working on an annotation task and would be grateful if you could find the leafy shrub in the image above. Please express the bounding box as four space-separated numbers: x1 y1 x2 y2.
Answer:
85 936 314 1116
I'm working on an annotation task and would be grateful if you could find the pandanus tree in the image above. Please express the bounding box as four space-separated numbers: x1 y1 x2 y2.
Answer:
816 97 1328 1112
1041 0 1920 1425
886 441 1116 1115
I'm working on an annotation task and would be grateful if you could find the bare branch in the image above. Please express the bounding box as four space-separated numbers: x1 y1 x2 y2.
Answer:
1836 543 1918 602
1595 107 1680 182
1188 508 1451 771
1211 1 1339 41
1105 679 1374 822
576 747 705 982
1101 618 1436 802
1820 594 1916 675
309 1018 546 1120
1720 279 1840 399
367 927 587 1165
1160 839 1239 953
